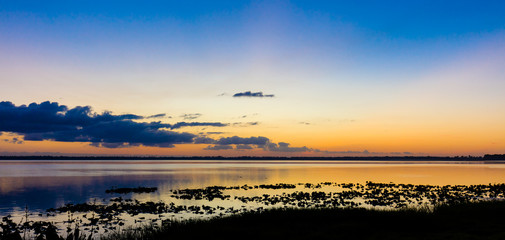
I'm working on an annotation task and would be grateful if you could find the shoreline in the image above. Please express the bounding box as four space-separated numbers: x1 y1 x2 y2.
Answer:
0 155 504 161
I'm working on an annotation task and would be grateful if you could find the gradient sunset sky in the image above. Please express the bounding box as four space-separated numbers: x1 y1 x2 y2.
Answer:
1 1 504 156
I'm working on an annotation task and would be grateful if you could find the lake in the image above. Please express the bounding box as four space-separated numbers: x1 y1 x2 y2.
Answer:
2 160 505 235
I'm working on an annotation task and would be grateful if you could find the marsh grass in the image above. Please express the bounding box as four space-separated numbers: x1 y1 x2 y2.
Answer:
101 200 505 240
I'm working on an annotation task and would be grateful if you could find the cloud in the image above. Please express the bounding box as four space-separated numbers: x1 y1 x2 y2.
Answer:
205 132 225 135
21 117 195 148
0 101 376 154
146 113 168 119
203 145 234 150
215 136 270 146
0 101 227 148
239 113 258 119
299 122 311 125
207 136 372 154
180 113 202 120
90 142 130 148
264 142 311 152
236 144 253 150
202 136 312 153
3 137 23 144
169 122 228 129
233 91 274 98
193 137 217 144
232 122 260 127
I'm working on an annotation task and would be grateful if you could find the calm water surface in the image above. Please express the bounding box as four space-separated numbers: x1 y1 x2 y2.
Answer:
2 160 505 215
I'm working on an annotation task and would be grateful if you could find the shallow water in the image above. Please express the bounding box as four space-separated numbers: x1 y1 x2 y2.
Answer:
2 160 505 214
2 159 505 238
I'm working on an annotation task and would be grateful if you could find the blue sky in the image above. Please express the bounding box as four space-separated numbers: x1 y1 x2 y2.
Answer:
1 1 504 156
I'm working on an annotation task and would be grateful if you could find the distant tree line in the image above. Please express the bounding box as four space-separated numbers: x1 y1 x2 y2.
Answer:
483 154 505 160
0 155 499 161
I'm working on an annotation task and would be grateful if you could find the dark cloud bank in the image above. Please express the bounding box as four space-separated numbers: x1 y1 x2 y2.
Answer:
0 101 226 148
201 136 378 154
0 101 310 152
201 136 312 153
233 91 274 98
0 101 378 154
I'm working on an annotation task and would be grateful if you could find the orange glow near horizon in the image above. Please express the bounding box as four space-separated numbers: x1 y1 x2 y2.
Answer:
1 126 503 156
1 2 505 157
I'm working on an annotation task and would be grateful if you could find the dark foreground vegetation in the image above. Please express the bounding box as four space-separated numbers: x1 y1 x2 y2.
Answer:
3 181 505 239
3 201 505 240
105 201 505 240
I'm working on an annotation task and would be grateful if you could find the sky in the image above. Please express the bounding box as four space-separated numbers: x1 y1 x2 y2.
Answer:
1 0 504 156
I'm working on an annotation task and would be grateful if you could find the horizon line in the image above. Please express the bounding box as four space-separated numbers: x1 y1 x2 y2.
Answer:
0 154 504 160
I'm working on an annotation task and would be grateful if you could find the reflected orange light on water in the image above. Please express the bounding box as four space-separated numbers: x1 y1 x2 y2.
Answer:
2 161 505 195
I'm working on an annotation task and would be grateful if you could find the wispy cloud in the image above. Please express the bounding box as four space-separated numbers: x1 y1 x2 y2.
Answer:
203 132 226 135
233 122 260 127
239 113 258 119
180 113 202 120
169 122 227 129
146 113 169 119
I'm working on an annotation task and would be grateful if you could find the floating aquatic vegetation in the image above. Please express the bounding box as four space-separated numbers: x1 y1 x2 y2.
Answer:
4 182 505 239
